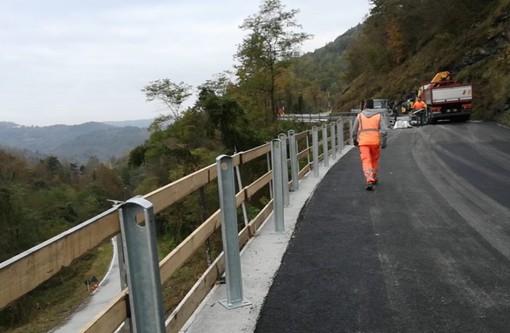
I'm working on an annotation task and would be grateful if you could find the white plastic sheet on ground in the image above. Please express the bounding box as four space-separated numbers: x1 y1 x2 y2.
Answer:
393 119 412 129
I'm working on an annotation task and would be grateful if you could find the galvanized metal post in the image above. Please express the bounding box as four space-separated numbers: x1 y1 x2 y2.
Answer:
330 122 337 160
322 125 329 167
115 235 127 290
266 152 273 198
216 155 251 309
312 126 319 177
114 234 131 333
118 197 165 333
306 134 311 173
349 117 354 146
278 133 289 207
234 163 249 227
337 117 344 153
288 130 299 191
271 140 285 232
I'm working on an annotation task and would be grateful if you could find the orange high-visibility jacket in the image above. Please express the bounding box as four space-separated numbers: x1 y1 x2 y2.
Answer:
413 100 427 110
357 113 382 145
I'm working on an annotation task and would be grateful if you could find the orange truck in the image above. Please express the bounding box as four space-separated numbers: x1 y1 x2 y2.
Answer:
418 71 473 124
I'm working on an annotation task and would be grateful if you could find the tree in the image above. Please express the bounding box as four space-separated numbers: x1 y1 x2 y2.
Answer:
197 71 234 97
198 88 259 152
235 0 311 124
142 79 192 126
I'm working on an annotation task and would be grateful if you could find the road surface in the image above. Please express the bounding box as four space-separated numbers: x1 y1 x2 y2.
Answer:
255 121 510 332
52 120 510 333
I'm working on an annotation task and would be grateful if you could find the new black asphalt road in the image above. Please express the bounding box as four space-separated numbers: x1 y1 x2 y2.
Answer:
255 121 510 333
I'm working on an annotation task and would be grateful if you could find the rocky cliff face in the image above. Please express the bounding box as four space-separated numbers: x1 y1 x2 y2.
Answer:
459 3 510 124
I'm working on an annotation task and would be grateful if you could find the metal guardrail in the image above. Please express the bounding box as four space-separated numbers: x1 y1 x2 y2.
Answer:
278 112 360 122
0 118 353 333
278 112 331 122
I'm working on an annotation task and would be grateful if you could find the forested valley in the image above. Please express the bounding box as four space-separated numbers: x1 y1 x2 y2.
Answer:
1 0 510 331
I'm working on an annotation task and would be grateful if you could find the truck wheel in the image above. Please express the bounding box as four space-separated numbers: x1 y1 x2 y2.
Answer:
427 111 434 125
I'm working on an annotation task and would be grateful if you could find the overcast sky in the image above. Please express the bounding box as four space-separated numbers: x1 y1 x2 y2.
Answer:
0 0 371 127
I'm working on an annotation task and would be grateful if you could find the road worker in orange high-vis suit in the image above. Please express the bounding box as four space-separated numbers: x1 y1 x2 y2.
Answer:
352 99 388 190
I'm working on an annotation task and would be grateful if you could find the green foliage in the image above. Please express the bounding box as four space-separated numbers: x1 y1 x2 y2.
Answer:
5 0 510 329
333 0 508 121
235 0 312 125
198 88 261 152
0 243 113 333
0 186 35 262
282 24 363 113
364 0 500 66
0 150 129 262
0 148 129 331
142 79 192 121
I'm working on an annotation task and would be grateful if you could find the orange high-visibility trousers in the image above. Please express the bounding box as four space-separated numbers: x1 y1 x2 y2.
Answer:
359 144 380 182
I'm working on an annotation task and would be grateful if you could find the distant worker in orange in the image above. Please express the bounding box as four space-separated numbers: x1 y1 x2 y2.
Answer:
412 96 427 127
352 99 388 190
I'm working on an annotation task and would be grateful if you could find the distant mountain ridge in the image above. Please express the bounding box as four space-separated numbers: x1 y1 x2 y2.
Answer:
0 120 152 162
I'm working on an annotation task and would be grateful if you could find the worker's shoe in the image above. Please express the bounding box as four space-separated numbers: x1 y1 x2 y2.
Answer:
365 181 375 191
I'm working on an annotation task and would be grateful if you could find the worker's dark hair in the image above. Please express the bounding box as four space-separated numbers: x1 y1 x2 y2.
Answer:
364 99 374 109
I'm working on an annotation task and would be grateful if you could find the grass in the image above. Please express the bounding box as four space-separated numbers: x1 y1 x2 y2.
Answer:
157 228 223 315
496 111 510 128
0 240 113 333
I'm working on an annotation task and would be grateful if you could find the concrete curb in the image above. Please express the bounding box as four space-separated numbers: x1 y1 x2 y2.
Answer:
180 146 353 333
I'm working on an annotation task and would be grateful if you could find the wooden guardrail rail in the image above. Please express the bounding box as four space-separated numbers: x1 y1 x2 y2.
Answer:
0 118 352 332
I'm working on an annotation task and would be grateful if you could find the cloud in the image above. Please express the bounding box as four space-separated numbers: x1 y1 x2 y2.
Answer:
0 0 370 126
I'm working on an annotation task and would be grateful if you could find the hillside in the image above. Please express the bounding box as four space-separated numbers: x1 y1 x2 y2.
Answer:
292 0 510 127
3 2 510 332
0 121 150 162
290 24 362 92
